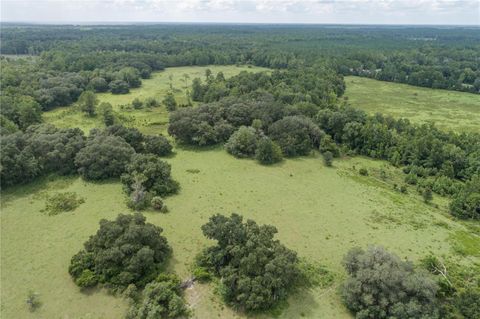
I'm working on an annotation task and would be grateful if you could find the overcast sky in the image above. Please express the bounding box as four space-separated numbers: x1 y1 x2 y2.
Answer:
1 0 479 25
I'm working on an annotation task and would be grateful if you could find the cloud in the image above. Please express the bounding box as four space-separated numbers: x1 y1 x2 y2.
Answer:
1 0 479 24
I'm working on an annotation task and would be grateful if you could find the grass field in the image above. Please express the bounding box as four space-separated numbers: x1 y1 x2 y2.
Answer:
2 67 479 319
345 76 480 133
44 65 270 135
2 149 478 319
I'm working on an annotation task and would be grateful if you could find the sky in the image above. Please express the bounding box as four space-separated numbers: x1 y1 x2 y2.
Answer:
1 0 479 25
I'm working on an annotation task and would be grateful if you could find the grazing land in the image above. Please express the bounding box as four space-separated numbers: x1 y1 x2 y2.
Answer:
345 76 480 133
43 65 270 134
2 147 478 318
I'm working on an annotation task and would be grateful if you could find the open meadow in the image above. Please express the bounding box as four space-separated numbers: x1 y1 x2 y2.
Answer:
345 76 480 133
43 65 270 135
2 66 479 318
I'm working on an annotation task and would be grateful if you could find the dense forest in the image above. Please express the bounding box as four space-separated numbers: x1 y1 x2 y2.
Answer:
1 24 479 319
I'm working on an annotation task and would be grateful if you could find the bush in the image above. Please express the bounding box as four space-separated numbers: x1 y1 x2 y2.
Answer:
449 175 480 220
126 175 151 211
255 137 283 165
319 135 340 157
121 154 179 197
75 269 98 288
109 80 130 94
131 98 143 109
143 135 172 156
104 125 145 152
423 187 433 203
151 196 164 211
144 97 159 107
26 291 41 312
69 213 171 290
341 246 439 319
45 192 85 215
163 92 177 111
126 274 188 319
359 168 368 176
198 213 300 311
192 266 211 283
225 126 258 158
269 116 324 157
323 151 333 167
75 134 135 180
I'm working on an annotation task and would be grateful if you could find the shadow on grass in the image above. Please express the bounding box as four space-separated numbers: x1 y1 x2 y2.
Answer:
1 174 78 206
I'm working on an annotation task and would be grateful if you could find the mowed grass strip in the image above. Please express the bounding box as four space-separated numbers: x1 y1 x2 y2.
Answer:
345 76 480 133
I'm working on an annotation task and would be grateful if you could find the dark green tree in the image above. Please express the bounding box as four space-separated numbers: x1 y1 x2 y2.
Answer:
198 213 300 311
69 213 171 289
78 91 98 117
255 137 282 165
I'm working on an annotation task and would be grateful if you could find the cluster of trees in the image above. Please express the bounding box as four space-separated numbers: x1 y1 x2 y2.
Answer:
341 247 480 319
69 213 171 289
197 214 301 311
1 123 174 187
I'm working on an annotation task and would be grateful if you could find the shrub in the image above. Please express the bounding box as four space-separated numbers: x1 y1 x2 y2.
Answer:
126 175 151 211
151 196 164 211
423 187 433 203
449 175 480 220
78 91 98 117
69 213 171 290
109 80 130 94
359 168 368 176
323 151 333 167
143 135 172 156
144 97 159 107
26 291 41 312
319 135 340 157
269 116 324 157
75 269 98 288
198 213 300 311
163 92 177 111
255 137 283 165
121 154 179 197
192 266 211 283
75 134 135 180
104 125 145 152
225 126 258 158
341 246 439 319
131 98 143 109
126 274 188 319
99 102 115 126
45 192 85 215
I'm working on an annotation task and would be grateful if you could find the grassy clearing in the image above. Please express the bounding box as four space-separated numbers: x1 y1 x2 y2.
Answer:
2 149 478 319
345 76 480 133
43 65 270 135
3 66 479 318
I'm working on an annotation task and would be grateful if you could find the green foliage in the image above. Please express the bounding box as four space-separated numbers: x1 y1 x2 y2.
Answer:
269 116 323 157
323 151 334 167
45 192 85 215
192 266 211 283
98 102 115 126
75 134 135 180
109 80 130 94
341 246 439 319
78 91 98 117
126 274 188 319
359 168 368 176
450 175 480 220
225 126 258 158
104 124 145 152
121 153 179 197
69 213 171 290
423 187 433 203
131 98 143 109
145 97 159 107
255 137 283 165
163 92 177 111
151 196 164 211
143 135 172 157
26 291 41 312
198 213 300 311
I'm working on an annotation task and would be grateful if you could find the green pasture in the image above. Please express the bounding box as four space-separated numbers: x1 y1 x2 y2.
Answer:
345 76 480 133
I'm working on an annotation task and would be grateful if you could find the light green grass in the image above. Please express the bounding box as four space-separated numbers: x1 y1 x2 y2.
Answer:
43 65 270 135
2 149 477 319
345 76 480 133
